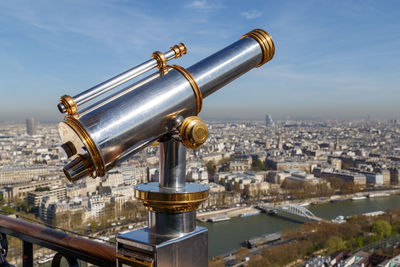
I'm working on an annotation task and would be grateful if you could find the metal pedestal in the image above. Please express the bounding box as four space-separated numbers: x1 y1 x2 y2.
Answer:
117 226 208 267
117 139 209 267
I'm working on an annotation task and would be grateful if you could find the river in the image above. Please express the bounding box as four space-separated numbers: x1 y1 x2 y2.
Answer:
199 195 400 258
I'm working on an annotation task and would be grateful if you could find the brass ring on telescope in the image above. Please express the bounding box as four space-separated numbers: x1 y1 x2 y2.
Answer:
253 29 275 64
241 29 275 67
249 29 275 65
64 116 105 177
170 43 187 58
166 64 202 114
60 95 77 115
152 51 167 69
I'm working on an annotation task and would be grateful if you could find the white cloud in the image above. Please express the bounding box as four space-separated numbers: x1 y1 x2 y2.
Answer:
185 0 224 10
241 10 262 19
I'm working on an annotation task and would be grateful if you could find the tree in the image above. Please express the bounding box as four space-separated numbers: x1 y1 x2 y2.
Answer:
15 200 31 213
235 247 249 262
71 210 84 228
391 221 400 235
209 258 225 267
206 161 216 177
35 187 50 192
356 236 364 248
1 205 16 214
90 220 98 233
372 220 392 239
251 159 267 171
325 177 344 190
324 236 345 254
342 182 359 194
218 157 232 165
315 183 335 197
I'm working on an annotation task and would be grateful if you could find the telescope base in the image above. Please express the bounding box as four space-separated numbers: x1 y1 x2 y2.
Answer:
116 226 208 267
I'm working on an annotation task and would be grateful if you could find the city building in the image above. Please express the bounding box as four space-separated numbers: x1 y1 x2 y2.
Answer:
285 172 320 185
390 168 400 184
348 168 384 185
26 118 37 135
88 195 105 218
2 180 61 201
265 114 274 127
27 186 67 208
319 170 366 185
0 166 49 185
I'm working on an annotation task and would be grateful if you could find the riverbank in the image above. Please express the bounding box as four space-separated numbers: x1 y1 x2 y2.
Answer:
265 187 400 207
197 206 259 222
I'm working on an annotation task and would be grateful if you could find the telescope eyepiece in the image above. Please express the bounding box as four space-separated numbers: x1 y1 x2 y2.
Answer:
63 154 93 182
57 103 66 113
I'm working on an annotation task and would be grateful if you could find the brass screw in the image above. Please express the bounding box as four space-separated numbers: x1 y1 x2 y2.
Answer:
192 123 208 144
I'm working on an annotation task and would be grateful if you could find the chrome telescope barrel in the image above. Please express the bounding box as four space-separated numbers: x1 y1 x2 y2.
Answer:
57 43 187 115
59 29 275 181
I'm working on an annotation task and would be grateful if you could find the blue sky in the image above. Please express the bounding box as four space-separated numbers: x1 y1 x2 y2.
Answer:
0 0 399 121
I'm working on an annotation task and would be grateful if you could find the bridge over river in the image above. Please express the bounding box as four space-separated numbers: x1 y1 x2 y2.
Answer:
256 204 323 222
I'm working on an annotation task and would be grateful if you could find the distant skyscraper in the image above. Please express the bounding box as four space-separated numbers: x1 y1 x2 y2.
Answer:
265 114 274 127
26 118 37 135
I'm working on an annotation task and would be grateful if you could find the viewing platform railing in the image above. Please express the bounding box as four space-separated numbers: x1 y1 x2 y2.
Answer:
0 214 116 267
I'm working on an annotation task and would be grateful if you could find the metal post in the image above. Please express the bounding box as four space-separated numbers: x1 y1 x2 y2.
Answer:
149 139 196 238
159 139 186 189
148 210 196 237
117 138 209 267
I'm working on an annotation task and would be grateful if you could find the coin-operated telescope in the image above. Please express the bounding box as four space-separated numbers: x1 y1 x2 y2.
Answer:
57 29 274 267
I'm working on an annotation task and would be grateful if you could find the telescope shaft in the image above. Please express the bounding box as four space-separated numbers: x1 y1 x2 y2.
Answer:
188 37 261 98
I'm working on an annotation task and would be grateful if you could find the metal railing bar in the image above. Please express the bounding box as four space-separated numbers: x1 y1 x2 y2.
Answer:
0 215 115 267
0 210 115 245
22 241 33 267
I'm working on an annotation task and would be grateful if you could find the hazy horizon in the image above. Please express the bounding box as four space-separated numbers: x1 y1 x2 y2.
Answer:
1 113 398 125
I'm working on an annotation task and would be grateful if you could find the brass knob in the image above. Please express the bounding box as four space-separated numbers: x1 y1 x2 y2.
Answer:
170 43 187 58
179 116 208 149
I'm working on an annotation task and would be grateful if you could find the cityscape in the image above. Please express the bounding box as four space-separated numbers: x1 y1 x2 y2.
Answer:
1 116 400 266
